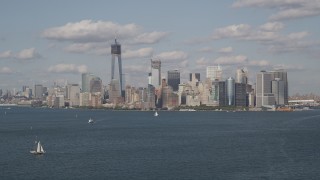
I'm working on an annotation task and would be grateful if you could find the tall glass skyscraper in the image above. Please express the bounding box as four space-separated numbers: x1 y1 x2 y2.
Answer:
226 77 235 106
167 70 180 91
111 38 123 97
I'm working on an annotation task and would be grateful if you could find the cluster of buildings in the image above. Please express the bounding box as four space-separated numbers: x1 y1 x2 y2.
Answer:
0 39 289 110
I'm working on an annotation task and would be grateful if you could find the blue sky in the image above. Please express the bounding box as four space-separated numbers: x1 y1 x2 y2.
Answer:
1 0 320 95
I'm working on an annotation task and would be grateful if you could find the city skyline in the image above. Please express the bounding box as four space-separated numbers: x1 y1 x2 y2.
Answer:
1 0 320 95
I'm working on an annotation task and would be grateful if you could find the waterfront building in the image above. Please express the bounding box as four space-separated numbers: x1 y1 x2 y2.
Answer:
272 78 285 105
66 84 80 107
167 70 180 91
80 92 91 107
54 95 65 108
206 65 222 81
34 84 44 100
270 69 288 105
111 38 124 97
109 79 121 104
235 83 247 106
256 71 275 107
226 77 235 106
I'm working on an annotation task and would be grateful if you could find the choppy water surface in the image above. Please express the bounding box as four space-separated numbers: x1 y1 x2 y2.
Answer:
1 107 320 179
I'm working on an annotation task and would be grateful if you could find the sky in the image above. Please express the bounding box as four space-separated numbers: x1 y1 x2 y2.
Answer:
1 0 320 95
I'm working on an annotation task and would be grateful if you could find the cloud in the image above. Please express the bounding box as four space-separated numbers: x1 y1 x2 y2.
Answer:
248 60 270 67
273 64 305 71
0 48 41 60
198 47 215 53
0 67 13 74
48 64 88 74
42 20 169 45
211 22 315 54
232 0 320 21
123 47 153 59
214 55 248 65
218 46 233 54
212 24 251 39
259 22 284 31
15 48 41 60
156 51 188 61
42 20 141 42
132 31 169 44
0 50 13 58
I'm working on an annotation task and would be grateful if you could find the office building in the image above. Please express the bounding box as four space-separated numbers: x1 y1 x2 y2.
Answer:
150 59 161 87
236 68 248 84
272 78 285 105
167 70 180 91
256 71 275 107
226 77 235 106
34 84 44 99
235 83 247 106
207 65 222 81
270 69 288 105
111 38 124 97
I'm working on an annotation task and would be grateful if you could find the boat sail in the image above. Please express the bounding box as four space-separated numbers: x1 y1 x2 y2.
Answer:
30 141 45 155
154 111 159 117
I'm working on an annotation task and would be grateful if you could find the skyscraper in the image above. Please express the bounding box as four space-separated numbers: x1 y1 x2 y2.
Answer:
207 65 222 81
82 73 94 92
111 38 123 97
34 84 43 99
272 78 285 105
270 69 288 105
167 70 180 91
256 71 275 107
150 59 161 87
236 68 248 84
226 77 235 106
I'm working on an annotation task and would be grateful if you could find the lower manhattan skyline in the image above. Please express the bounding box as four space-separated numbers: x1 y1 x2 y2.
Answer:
1 0 320 95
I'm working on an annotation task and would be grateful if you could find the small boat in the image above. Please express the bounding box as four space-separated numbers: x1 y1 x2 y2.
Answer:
30 141 45 155
154 111 159 117
88 118 94 124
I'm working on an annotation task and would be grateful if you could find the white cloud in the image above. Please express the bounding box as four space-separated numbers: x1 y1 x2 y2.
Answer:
132 31 169 44
48 64 88 74
211 22 315 54
214 55 248 65
212 24 251 39
198 47 215 53
0 48 41 60
42 20 169 45
123 47 153 59
232 0 320 21
259 22 284 32
156 51 188 61
0 67 13 74
0 51 13 58
248 60 270 67
218 46 233 54
42 20 141 42
273 64 305 71
196 57 209 65
15 48 41 60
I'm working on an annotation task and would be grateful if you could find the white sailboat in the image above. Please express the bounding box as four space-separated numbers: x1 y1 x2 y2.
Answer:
30 141 45 155
154 111 159 117
88 118 94 124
